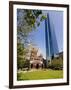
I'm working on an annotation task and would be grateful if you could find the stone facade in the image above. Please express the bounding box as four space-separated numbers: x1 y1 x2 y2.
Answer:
30 47 43 69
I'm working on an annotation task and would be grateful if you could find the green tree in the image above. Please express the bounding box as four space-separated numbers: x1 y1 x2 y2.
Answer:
17 9 46 43
47 58 63 70
17 9 46 70
17 43 26 69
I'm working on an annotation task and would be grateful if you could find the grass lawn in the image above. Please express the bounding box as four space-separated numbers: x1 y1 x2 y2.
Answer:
17 69 63 80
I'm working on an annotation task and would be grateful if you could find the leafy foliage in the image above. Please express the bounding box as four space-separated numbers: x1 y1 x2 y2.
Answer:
47 57 63 70
17 9 47 70
17 43 27 69
17 9 46 43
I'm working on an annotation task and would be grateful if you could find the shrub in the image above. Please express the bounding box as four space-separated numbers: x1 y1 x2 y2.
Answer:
47 57 63 70
23 60 30 69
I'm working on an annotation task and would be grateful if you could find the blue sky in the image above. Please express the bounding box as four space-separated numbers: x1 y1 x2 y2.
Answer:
17 10 63 59
28 20 46 58
28 10 63 59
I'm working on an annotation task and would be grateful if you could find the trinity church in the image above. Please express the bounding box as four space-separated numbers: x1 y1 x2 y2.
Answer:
29 47 44 69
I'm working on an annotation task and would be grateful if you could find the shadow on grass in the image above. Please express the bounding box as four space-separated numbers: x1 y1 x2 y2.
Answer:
17 72 30 80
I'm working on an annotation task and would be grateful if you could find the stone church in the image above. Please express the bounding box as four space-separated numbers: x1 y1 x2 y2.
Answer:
29 47 43 69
